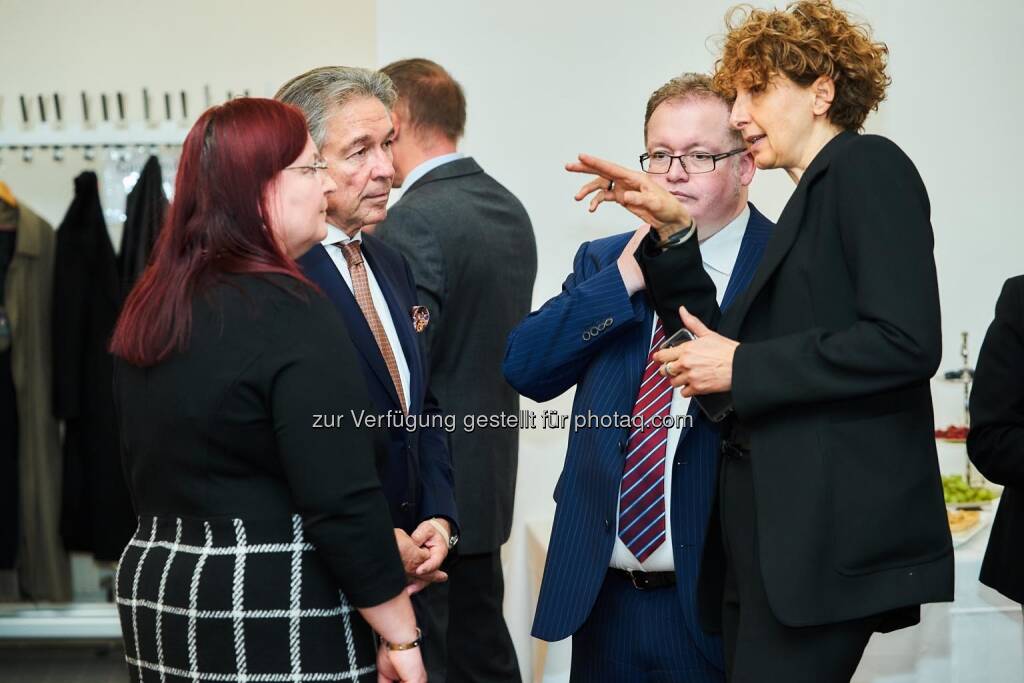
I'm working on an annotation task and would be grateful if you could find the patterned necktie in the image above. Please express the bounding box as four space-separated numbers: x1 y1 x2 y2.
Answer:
339 241 408 415
618 319 672 562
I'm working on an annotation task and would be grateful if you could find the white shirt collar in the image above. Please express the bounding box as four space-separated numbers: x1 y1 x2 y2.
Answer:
402 152 464 190
700 204 750 277
323 223 362 247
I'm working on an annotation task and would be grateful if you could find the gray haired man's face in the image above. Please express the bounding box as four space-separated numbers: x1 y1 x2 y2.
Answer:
320 96 396 234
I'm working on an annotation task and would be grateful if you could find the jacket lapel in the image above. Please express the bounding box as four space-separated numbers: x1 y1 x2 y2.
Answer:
360 239 423 413
675 204 774 451
720 204 774 312
298 243 402 411
720 132 855 337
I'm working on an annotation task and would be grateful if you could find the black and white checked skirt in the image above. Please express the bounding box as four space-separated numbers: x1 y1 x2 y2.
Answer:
116 514 378 682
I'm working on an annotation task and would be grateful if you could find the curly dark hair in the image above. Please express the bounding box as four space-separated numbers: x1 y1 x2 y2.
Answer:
712 0 890 131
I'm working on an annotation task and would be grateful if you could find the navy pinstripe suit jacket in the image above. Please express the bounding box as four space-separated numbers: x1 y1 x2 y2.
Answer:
503 204 772 668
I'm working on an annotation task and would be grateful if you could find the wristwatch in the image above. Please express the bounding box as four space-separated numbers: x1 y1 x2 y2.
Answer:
428 517 459 550
655 220 697 250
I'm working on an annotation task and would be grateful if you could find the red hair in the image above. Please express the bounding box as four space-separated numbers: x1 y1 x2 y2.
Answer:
111 98 314 367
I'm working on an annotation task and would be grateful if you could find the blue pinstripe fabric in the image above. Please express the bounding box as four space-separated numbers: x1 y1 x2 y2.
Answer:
570 573 725 682
504 206 773 676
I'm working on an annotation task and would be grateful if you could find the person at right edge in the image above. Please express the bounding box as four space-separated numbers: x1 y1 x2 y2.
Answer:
569 2 953 681
968 275 1024 608
373 58 537 683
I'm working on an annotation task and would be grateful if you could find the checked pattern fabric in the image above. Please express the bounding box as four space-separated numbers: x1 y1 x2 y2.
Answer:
618 319 672 563
115 514 378 682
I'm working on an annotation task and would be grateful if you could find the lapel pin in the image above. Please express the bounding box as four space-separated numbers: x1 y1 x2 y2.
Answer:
410 306 430 333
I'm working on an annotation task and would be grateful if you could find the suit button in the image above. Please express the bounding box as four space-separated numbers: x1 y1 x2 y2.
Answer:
604 518 611 531
400 502 411 511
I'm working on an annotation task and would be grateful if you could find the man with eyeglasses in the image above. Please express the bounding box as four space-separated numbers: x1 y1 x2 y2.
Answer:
503 72 773 682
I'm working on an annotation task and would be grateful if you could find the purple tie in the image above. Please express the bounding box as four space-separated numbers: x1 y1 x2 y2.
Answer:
618 320 671 562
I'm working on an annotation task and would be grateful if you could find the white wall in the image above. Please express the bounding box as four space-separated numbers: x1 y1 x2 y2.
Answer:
377 1 1024 680
0 0 376 227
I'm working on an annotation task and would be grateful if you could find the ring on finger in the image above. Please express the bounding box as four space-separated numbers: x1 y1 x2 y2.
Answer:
607 180 615 191
664 361 680 377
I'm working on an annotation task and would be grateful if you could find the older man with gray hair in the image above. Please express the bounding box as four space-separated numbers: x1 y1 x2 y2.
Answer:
277 67 459 680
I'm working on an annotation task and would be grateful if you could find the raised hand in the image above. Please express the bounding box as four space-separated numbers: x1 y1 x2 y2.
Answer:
567 153 692 241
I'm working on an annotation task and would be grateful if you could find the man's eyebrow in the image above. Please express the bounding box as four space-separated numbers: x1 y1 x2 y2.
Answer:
341 129 395 150
342 134 374 149
647 141 712 152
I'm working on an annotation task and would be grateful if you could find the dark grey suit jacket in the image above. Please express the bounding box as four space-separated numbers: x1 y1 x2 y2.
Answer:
375 157 537 553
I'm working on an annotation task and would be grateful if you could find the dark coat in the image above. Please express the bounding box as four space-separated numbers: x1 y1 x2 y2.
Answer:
641 132 953 632
968 275 1024 604
53 171 135 561
119 155 167 295
375 157 537 553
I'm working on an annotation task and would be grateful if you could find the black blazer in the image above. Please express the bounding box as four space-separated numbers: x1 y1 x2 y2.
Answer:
298 233 457 534
375 157 537 553
113 273 405 607
969 275 1024 604
641 131 953 631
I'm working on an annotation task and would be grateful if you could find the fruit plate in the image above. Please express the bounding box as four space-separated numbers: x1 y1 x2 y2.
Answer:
945 494 1000 510
950 510 994 548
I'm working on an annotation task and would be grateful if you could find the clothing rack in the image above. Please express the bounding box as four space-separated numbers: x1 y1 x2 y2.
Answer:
0 120 178 644
0 85 260 150
3 86 255 128
1 142 182 163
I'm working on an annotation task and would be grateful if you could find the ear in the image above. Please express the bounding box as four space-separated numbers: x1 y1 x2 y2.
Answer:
811 75 835 117
390 108 402 140
737 148 756 187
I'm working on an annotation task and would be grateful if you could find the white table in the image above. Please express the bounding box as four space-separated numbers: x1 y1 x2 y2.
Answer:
526 502 1022 683
0 603 120 640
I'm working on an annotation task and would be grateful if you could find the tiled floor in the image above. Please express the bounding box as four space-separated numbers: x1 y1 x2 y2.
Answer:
0 644 130 683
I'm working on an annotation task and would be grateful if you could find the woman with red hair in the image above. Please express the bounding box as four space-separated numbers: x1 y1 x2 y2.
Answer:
110 98 425 683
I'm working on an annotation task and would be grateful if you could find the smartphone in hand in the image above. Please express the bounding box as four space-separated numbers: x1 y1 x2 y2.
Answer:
659 327 696 349
657 326 733 423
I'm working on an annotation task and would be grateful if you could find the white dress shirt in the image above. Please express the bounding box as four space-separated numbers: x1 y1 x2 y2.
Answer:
401 152 464 191
610 205 750 571
322 224 412 410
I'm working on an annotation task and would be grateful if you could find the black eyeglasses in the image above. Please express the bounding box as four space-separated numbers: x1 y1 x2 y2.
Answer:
639 148 747 175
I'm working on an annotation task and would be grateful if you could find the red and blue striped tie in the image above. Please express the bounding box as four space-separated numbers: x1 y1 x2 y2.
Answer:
618 320 672 562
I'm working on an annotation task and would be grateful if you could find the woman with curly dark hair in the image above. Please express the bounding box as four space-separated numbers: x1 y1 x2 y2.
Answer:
569 1 953 680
